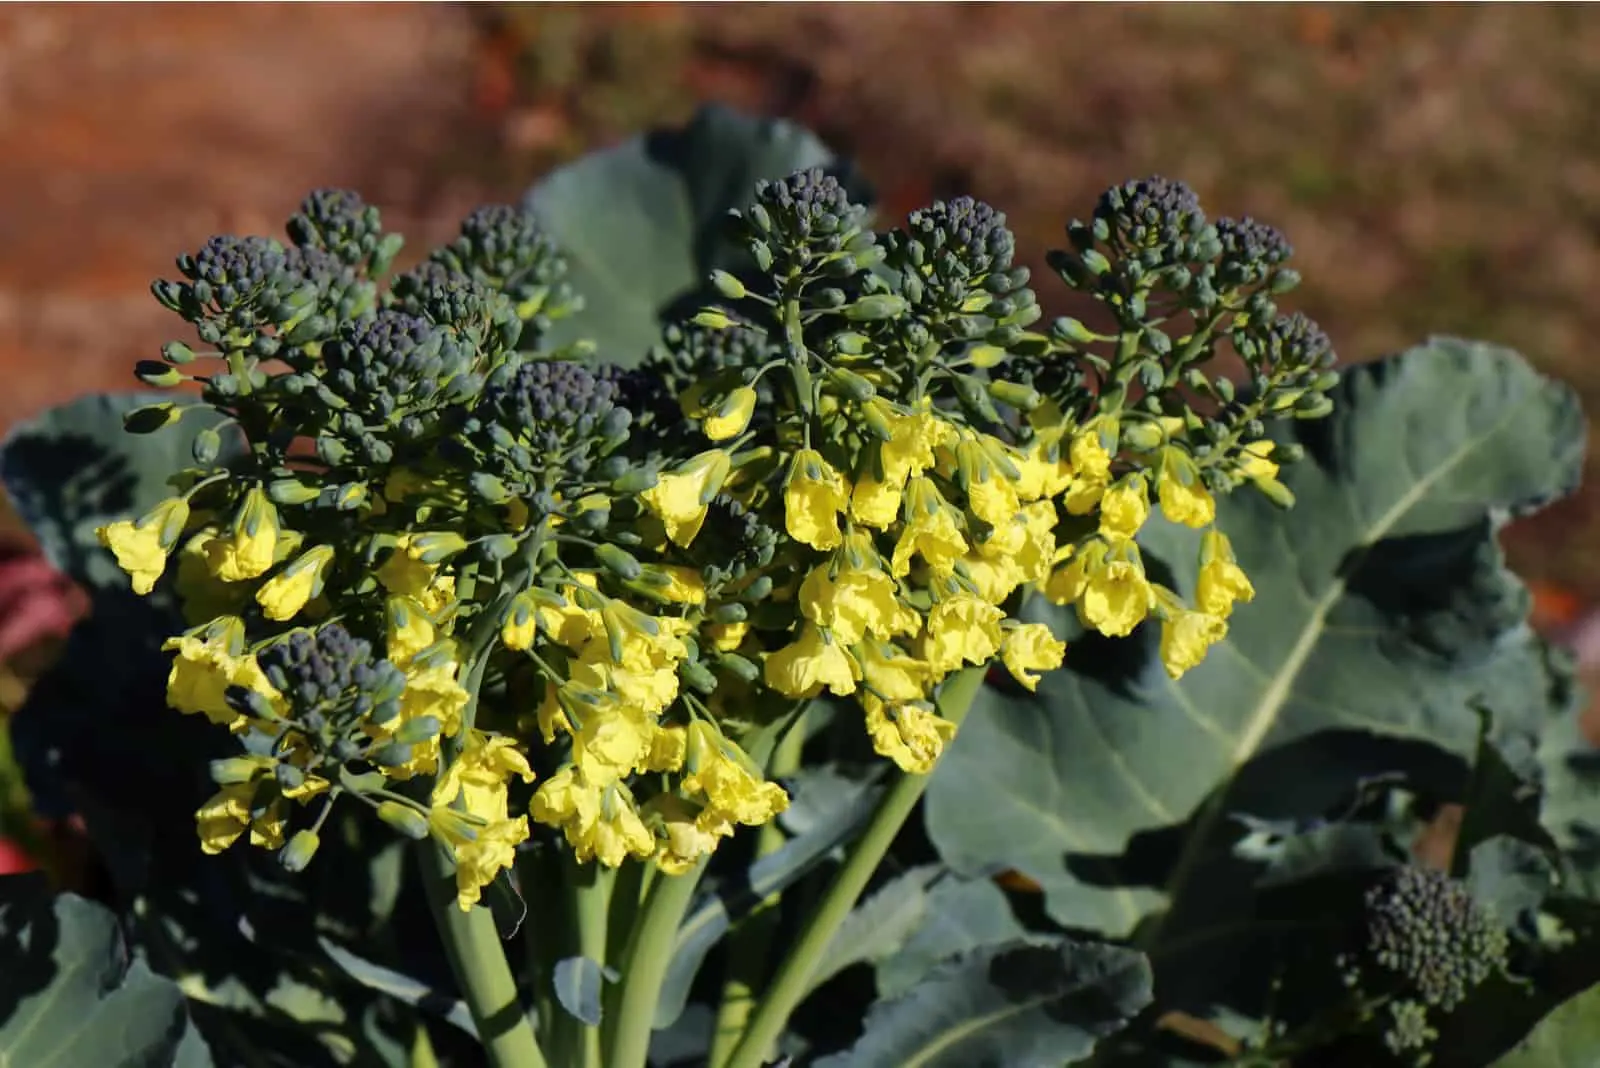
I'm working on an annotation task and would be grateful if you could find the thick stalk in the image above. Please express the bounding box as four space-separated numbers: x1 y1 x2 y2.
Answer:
604 861 709 1068
707 717 808 1066
721 667 984 1068
556 858 614 1068
418 842 549 1068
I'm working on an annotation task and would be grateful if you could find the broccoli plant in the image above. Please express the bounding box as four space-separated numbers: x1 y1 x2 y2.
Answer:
0 104 1593 1068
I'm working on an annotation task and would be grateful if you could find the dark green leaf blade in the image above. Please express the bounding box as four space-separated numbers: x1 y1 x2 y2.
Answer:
817 938 1152 1068
1487 979 1600 1067
0 391 237 594
0 874 213 1067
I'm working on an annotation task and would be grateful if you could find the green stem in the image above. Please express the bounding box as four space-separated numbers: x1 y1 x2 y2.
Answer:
418 842 549 1068
721 667 985 1068
604 861 709 1068
708 717 807 1067
558 858 615 1068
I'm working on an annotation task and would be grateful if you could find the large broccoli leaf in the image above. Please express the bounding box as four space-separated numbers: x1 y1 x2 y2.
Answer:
1487 979 1600 1066
0 874 213 1067
0 392 237 596
816 938 1152 1068
524 104 851 366
926 337 1585 937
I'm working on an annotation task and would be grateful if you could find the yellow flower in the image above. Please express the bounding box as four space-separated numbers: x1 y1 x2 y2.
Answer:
98 496 189 595
644 724 687 772
922 592 1005 675
1099 474 1150 541
641 449 732 548
1082 543 1154 637
1070 419 1115 481
386 596 438 665
863 697 957 775
1156 448 1215 528
1159 608 1227 680
376 534 439 600
1238 440 1279 481
430 799 531 910
799 565 913 645
958 551 1024 605
785 448 850 550
165 620 284 730
641 565 707 606
571 701 655 786
204 487 279 581
195 783 253 854
195 782 292 855
1196 529 1255 618
538 580 605 650
1009 432 1073 502
703 385 757 441
256 545 334 622
764 623 859 698
683 722 789 835
571 614 690 717
1000 623 1066 691
850 470 903 528
1049 540 1153 638
175 529 252 625
645 795 721 874
855 642 929 701
706 620 749 652
531 767 655 868
501 591 537 651
891 478 968 577
432 730 535 817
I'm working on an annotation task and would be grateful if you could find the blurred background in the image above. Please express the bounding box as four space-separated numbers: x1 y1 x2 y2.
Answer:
0 2 1597 868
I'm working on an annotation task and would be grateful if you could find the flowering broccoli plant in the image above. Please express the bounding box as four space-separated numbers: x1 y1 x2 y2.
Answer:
0 107 1598 1068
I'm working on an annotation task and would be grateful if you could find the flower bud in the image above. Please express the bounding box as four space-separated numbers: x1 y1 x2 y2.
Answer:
136 360 183 389
680 658 718 695
844 294 909 322
209 755 268 785
710 270 746 301
595 543 643 581
279 830 320 873
693 309 734 330
396 715 443 744
377 801 431 840
704 386 757 441
1254 476 1296 509
1121 421 1165 453
717 652 760 684
478 534 519 562
987 379 1041 412
124 402 184 435
268 479 322 506
825 368 876 402
372 742 414 768
410 532 468 564
191 426 223 465
712 601 747 624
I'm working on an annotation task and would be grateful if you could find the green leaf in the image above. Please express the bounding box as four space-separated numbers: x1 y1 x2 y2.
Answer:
1488 979 1600 1066
524 104 845 366
553 956 613 1028
809 865 942 993
0 873 213 1067
875 877 1026 1000
816 938 1152 1068
0 391 237 594
927 337 1584 935
1536 701 1600 900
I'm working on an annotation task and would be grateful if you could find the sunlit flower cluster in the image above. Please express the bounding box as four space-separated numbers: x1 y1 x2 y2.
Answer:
99 172 1330 908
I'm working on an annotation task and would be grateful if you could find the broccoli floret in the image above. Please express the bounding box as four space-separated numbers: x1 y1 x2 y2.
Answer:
250 624 405 725
320 310 477 421
1092 176 1212 271
426 205 579 339
1363 865 1511 1013
389 263 523 355
749 167 871 255
696 494 780 585
168 235 299 327
466 358 632 487
1214 216 1294 289
286 188 397 274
